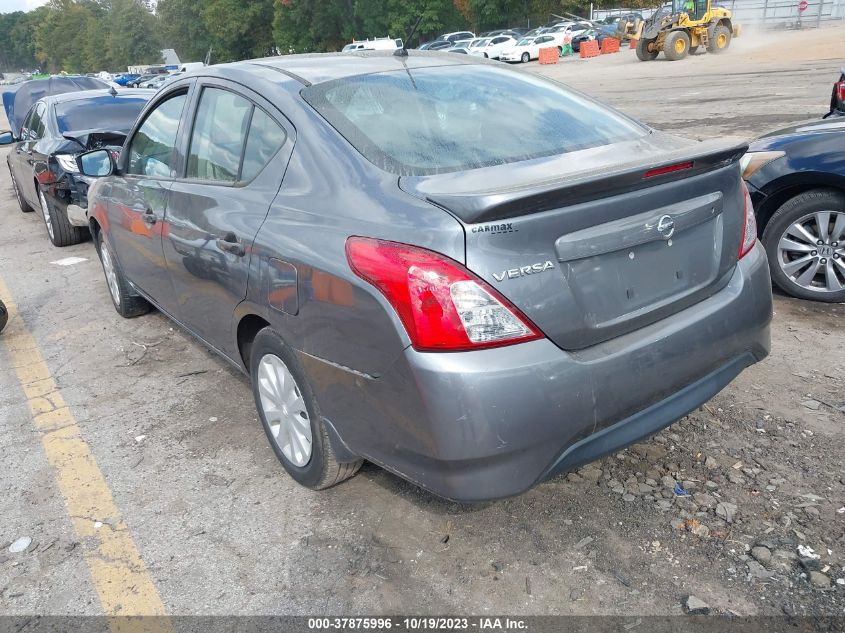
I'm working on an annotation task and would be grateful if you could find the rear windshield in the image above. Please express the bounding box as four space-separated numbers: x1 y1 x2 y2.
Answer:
301 64 646 175
55 95 150 134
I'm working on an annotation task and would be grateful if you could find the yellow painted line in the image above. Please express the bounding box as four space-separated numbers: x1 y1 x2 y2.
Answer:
0 276 171 629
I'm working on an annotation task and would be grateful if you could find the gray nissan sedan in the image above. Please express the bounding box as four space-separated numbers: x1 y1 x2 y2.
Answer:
78 52 772 502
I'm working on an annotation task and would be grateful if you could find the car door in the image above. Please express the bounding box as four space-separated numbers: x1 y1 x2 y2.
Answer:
13 102 46 208
107 85 192 308
162 81 293 355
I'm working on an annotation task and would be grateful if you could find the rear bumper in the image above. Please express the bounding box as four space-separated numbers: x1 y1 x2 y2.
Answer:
309 243 772 502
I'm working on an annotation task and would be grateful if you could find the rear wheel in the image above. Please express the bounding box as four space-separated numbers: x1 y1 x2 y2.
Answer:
762 189 845 302
664 30 690 60
521 52 530 63
250 327 362 490
38 187 86 247
636 37 659 61
707 24 731 53
96 230 151 317
9 167 33 213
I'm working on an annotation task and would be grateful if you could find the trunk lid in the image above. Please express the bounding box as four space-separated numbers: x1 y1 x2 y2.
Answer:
400 133 748 350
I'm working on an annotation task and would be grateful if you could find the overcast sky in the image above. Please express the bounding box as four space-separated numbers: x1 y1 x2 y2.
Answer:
2 0 48 13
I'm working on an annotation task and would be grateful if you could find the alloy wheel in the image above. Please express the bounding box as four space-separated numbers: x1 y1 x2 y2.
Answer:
100 239 121 306
39 189 54 241
257 354 313 467
776 210 845 294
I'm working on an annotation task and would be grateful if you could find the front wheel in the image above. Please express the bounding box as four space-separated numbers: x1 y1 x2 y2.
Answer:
636 37 659 61
707 24 731 53
96 230 151 317
664 30 690 61
250 327 362 490
521 52 530 63
762 189 845 302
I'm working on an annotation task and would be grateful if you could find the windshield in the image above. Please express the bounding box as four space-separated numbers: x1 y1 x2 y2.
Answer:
302 65 647 176
472 39 491 48
55 95 150 134
517 37 534 45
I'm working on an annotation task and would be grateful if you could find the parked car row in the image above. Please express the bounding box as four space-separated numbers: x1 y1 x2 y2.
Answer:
418 21 596 62
1 80 154 245
0 54 840 505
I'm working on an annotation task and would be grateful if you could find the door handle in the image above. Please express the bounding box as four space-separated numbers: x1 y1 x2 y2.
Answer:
142 207 157 225
216 232 245 257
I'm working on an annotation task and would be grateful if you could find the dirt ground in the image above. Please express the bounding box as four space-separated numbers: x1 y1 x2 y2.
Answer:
0 24 843 620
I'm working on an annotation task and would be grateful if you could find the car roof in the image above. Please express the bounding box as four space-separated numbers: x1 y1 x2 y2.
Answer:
42 88 155 106
218 51 486 86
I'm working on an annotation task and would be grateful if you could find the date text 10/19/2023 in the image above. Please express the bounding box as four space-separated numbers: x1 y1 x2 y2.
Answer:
308 617 529 631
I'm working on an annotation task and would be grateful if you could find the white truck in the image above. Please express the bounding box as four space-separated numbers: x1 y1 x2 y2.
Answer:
342 37 403 52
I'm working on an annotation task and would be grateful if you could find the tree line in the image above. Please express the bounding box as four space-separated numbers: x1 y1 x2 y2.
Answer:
0 0 654 75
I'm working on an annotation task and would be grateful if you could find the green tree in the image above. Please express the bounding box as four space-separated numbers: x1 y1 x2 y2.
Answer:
0 11 43 72
155 0 214 63
101 0 163 70
201 0 276 62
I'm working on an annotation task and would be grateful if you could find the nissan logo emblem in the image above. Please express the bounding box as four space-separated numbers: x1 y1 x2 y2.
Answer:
657 214 675 239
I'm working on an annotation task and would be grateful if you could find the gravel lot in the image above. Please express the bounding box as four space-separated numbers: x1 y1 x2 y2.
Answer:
1 25 843 619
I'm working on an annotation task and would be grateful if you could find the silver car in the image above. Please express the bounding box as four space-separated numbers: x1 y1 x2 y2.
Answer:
77 52 772 501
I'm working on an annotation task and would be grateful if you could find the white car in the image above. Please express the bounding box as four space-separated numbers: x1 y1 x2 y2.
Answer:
545 21 593 46
499 35 557 63
469 35 518 59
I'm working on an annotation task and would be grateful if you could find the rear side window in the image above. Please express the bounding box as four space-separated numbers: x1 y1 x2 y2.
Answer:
186 87 286 183
187 87 252 182
302 64 646 176
241 108 286 182
128 92 187 177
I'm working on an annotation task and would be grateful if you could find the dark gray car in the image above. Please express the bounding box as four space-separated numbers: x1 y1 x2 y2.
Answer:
78 52 772 502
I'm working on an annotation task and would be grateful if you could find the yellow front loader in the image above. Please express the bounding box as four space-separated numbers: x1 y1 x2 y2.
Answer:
636 0 741 61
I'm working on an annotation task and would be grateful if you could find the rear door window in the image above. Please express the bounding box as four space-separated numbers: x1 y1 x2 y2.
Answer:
186 87 252 183
24 103 47 140
127 92 188 178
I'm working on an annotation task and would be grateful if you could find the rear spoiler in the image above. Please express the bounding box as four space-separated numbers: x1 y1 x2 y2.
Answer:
401 137 748 224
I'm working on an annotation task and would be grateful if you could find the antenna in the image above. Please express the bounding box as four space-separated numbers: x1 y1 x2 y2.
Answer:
395 15 423 57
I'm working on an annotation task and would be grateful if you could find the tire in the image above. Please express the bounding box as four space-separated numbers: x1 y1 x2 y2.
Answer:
761 189 845 303
250 327 362 490
707 23 731 53
636 37 659 61
521 52 530 63
96 230 151 317
38 186 86 247
0 300 7 334
663 30 690 61
9 165 33 213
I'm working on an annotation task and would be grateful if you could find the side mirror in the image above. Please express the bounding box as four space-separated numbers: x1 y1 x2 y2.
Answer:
0 131 14 145
77 149 115 177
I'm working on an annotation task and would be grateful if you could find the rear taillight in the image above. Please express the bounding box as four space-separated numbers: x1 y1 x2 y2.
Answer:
739 180 757 259
836 80 845 104
346 237 543 352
